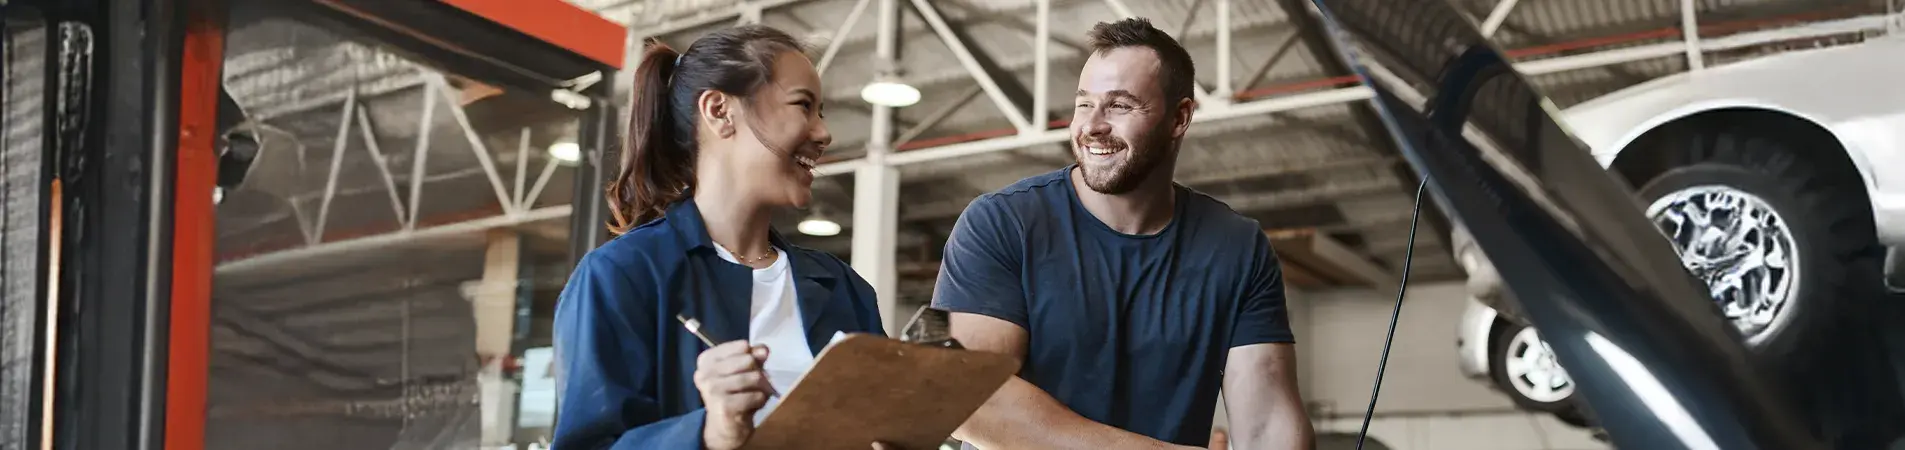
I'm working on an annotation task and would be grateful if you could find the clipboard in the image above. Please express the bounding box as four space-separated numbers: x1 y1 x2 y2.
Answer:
740 334 1020 450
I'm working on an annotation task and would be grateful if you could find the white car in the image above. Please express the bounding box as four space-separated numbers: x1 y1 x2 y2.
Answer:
1456 35 1905 422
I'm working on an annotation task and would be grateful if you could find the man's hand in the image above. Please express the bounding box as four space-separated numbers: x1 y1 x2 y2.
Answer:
947 313 1183 450
1207 429 1229 450
694 341 776 450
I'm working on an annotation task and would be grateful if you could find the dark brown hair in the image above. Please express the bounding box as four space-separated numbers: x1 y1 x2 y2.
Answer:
1086 18 1197 104
607 25 805 234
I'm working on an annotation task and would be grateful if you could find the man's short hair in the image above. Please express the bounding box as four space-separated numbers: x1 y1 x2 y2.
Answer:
1086 18 1197 104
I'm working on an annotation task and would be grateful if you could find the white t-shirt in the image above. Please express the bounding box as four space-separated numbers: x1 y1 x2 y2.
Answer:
711 244 814 425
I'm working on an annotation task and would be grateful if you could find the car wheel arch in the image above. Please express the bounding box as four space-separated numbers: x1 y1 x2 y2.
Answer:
1608 108 1870 217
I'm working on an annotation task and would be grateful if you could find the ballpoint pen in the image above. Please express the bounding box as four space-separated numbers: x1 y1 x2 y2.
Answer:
677 314 781 397
676 314 718 347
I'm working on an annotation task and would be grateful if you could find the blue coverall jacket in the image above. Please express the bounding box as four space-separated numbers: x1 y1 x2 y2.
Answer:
551 198 887 449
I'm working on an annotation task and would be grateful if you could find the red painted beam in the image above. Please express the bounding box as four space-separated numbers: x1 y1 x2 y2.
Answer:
440 0 627 70
167 2 226 449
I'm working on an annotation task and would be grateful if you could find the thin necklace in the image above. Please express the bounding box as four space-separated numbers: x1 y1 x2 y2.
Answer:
718 242 776 265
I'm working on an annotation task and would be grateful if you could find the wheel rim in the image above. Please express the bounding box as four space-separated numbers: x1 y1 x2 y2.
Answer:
1505 327 1573 403
1644 185 1801 344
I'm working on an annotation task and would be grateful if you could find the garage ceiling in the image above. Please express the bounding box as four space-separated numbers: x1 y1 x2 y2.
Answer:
211 0 1897 299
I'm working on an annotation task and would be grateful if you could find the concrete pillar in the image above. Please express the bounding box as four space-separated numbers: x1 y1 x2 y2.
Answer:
853 0 904 335
475 230 524 447
853 164 901 335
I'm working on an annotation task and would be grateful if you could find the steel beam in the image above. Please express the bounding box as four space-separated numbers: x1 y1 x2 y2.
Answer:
353 107 409 224
216 206 574 275
514 128 530 208
313 90 357 244
1479 0 1521 37
1681 0 1705 71
406 76 437 230
908 0 1034 133
814 0 872 76
1515 13 1889 73
939 0 1088 53
525 153 562 210
1101 0 1225 106
818 87 1374 175
616 0 808 37
895 85 985 147
1243 29 1303 92
430 74 518 215
812 13 1895 174
1179 0 1209 36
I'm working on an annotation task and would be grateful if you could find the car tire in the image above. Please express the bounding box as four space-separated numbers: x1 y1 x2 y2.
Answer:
1487 321 1581 416
1635 125 1885 361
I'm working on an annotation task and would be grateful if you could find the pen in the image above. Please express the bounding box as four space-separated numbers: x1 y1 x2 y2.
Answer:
676 314 718 347
676 314 781 398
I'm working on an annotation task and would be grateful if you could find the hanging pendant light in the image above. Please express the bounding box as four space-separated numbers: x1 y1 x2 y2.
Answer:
797 211 842 236
860 73 921 108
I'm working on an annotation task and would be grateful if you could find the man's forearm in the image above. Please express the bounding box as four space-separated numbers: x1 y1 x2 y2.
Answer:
1235 412 1314 450
955 377 1189 450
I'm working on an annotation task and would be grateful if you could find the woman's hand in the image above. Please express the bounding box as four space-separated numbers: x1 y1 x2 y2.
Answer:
695 340 775 450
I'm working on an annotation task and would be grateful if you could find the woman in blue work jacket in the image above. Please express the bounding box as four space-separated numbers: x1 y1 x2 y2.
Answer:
552 25 885 450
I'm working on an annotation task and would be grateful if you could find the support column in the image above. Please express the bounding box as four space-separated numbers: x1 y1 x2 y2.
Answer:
853 0 904 335
852 163 901 335
1681 0 1704 71
475 230 524 447
1215 0 1232 98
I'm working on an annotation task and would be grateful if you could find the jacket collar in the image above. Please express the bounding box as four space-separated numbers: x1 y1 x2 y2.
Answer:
665 197 840 355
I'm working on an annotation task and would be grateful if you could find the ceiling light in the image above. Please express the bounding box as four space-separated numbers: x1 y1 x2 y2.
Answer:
213 187 225 205
860 77 921 107
797 216 842 237
548 142 581 163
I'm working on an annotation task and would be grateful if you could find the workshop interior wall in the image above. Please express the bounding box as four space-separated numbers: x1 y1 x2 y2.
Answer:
1210 282 1607 450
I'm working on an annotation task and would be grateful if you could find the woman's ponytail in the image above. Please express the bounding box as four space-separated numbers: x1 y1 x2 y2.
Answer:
603 27 805 235
606 44 690 234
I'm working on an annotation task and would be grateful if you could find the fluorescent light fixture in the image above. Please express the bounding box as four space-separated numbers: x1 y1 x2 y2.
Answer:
548 142 582 163
796 216 842 237
860 78 921 107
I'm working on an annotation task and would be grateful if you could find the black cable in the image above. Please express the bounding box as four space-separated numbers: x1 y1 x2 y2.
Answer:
1355 180 1428 450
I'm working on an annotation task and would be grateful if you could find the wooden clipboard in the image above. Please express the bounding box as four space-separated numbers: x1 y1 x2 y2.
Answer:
741 334 1020 450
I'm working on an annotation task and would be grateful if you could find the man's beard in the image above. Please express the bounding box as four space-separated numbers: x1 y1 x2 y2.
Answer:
1076 126 1174 195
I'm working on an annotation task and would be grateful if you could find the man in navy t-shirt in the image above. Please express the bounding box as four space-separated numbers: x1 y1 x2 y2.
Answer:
933 18 1314 450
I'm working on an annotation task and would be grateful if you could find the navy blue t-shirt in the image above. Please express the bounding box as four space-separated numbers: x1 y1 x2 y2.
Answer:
932 166 1294 447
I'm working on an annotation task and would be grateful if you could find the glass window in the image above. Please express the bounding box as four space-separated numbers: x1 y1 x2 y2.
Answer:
1 10 50 449
208 10 584 449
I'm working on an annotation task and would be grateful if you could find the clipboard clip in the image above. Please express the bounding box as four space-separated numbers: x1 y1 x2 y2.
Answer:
899 305 963 349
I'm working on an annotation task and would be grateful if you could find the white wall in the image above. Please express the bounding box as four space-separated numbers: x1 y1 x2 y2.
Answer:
1218 282 1606 450
1298 282 1510 414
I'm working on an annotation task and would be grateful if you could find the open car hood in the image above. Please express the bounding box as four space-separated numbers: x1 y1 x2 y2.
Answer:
1299 0 1822 448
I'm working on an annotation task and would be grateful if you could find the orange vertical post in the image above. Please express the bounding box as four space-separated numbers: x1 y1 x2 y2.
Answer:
166 2 224 449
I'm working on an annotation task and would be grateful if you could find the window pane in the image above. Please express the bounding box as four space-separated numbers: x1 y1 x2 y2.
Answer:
209 10 581 449
2 12 48 450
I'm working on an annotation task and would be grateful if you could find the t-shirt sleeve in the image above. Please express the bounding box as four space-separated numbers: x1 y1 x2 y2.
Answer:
931 195 1029 329
1232 232 1296 347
